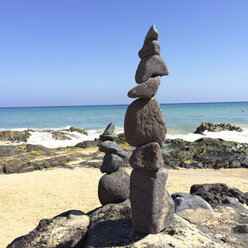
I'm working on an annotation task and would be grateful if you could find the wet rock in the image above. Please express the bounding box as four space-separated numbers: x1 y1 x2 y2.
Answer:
7 210 89 248
190 183 248 205
103 122 115 135
124 98 167 147
0 130 31 142
138 40 160 59
194 122 243 134
130 142 163 170
66 126 88 135
99 140 128 158
135 55 169 84
174 195 213 224
128 76 161 99
100 153 123 173
130 167 174 233
98 170 130 205
51 131 72 140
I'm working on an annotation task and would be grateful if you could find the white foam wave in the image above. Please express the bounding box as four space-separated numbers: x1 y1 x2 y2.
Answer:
167 127 248 143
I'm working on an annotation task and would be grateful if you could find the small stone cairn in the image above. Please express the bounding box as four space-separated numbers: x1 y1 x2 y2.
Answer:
98 122 130 206
124 25 174 234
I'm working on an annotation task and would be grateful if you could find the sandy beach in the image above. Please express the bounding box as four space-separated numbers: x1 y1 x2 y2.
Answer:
1 167 247 248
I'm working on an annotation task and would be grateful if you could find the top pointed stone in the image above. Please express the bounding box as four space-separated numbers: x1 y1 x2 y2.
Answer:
144 25 158 41
103 122 115 135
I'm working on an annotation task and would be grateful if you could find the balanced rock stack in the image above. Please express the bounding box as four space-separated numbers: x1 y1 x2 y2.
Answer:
98 122 130 206
124 25 174 234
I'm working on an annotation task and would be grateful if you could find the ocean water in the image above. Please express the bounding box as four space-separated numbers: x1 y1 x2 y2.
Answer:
0 102 248 148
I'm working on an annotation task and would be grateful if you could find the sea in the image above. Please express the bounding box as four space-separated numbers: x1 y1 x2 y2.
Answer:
0 102 248 148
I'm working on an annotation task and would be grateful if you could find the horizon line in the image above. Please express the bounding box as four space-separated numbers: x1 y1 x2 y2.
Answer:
0 100 248 109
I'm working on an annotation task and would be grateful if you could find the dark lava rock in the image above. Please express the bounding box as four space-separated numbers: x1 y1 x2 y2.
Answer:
162 138 248 169
99 134 117 142
135 55 169 84
232 225 248 234
26 144 53 156
128 76 161 99
190 183 248 205
174 195 213 224
0 130 31 142
222 197 240 205
130 167 174 234
98 170 130 205
103 122 115 135
138 39 160 59
75 140 99 148
66 126 88 135
100 153 123 173
124 98 167 147
7 210 89 248
194 122 243 134
51 131 72 140
99 140 128 158
130 142 164 170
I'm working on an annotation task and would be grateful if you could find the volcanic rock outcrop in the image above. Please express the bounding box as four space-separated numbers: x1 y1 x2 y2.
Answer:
98 123 130 205
124 25 174 234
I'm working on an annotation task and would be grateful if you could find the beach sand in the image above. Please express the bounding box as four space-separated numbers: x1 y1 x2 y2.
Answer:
1 167 248 247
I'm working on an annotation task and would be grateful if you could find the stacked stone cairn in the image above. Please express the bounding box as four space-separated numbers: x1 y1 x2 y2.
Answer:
124 25 175 234
98 122 130 206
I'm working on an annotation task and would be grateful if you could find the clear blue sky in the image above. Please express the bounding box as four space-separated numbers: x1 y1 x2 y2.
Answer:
0 0 247 107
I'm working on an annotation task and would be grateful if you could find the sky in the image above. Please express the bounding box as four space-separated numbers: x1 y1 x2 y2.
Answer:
0 0 248 107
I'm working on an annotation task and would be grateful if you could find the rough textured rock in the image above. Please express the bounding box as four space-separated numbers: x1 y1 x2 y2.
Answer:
52 131 72 140
98 170 130 205
99 134 117 142
174 195 213 224
124 98 167 147
194 122 243 134
100 153 123 173
103 122 115 135
130 142 164 170
138 40 160 59
7 210 89 248
0 130 31 142
66 126 88 135
144 24 158 41
130 167 174 233
128 76 161 99
99 140 128 158
135 55 168 84
75 140 99 148
190 183 248 205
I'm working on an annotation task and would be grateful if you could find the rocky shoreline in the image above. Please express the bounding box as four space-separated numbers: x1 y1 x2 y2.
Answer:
1 134 248 174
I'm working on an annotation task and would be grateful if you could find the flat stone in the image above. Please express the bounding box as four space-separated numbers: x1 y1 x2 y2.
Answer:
138 40 160 59
174 195 213 224
98 170 130 205
124 98 167 147
99 141 128 158
128 76 161 99
7 210 89 248
103 122 115 135
144 25 158 41
130 167 174 234
129 142 163 170
99 134 117 142
135 55 168 84
100 153 123 173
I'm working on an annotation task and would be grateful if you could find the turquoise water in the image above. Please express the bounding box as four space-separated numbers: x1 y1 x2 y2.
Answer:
0 102 247 134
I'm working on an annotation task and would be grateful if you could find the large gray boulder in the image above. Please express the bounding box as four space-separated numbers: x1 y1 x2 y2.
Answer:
128 76 161 99
129 142 164 170
124 98 167 147
100 153 123 173
99 140 128 158
138 40 160 59
174 195 213 224
135 55 168 84
98 169 130 205
130 167 174 233
7 210 89 248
